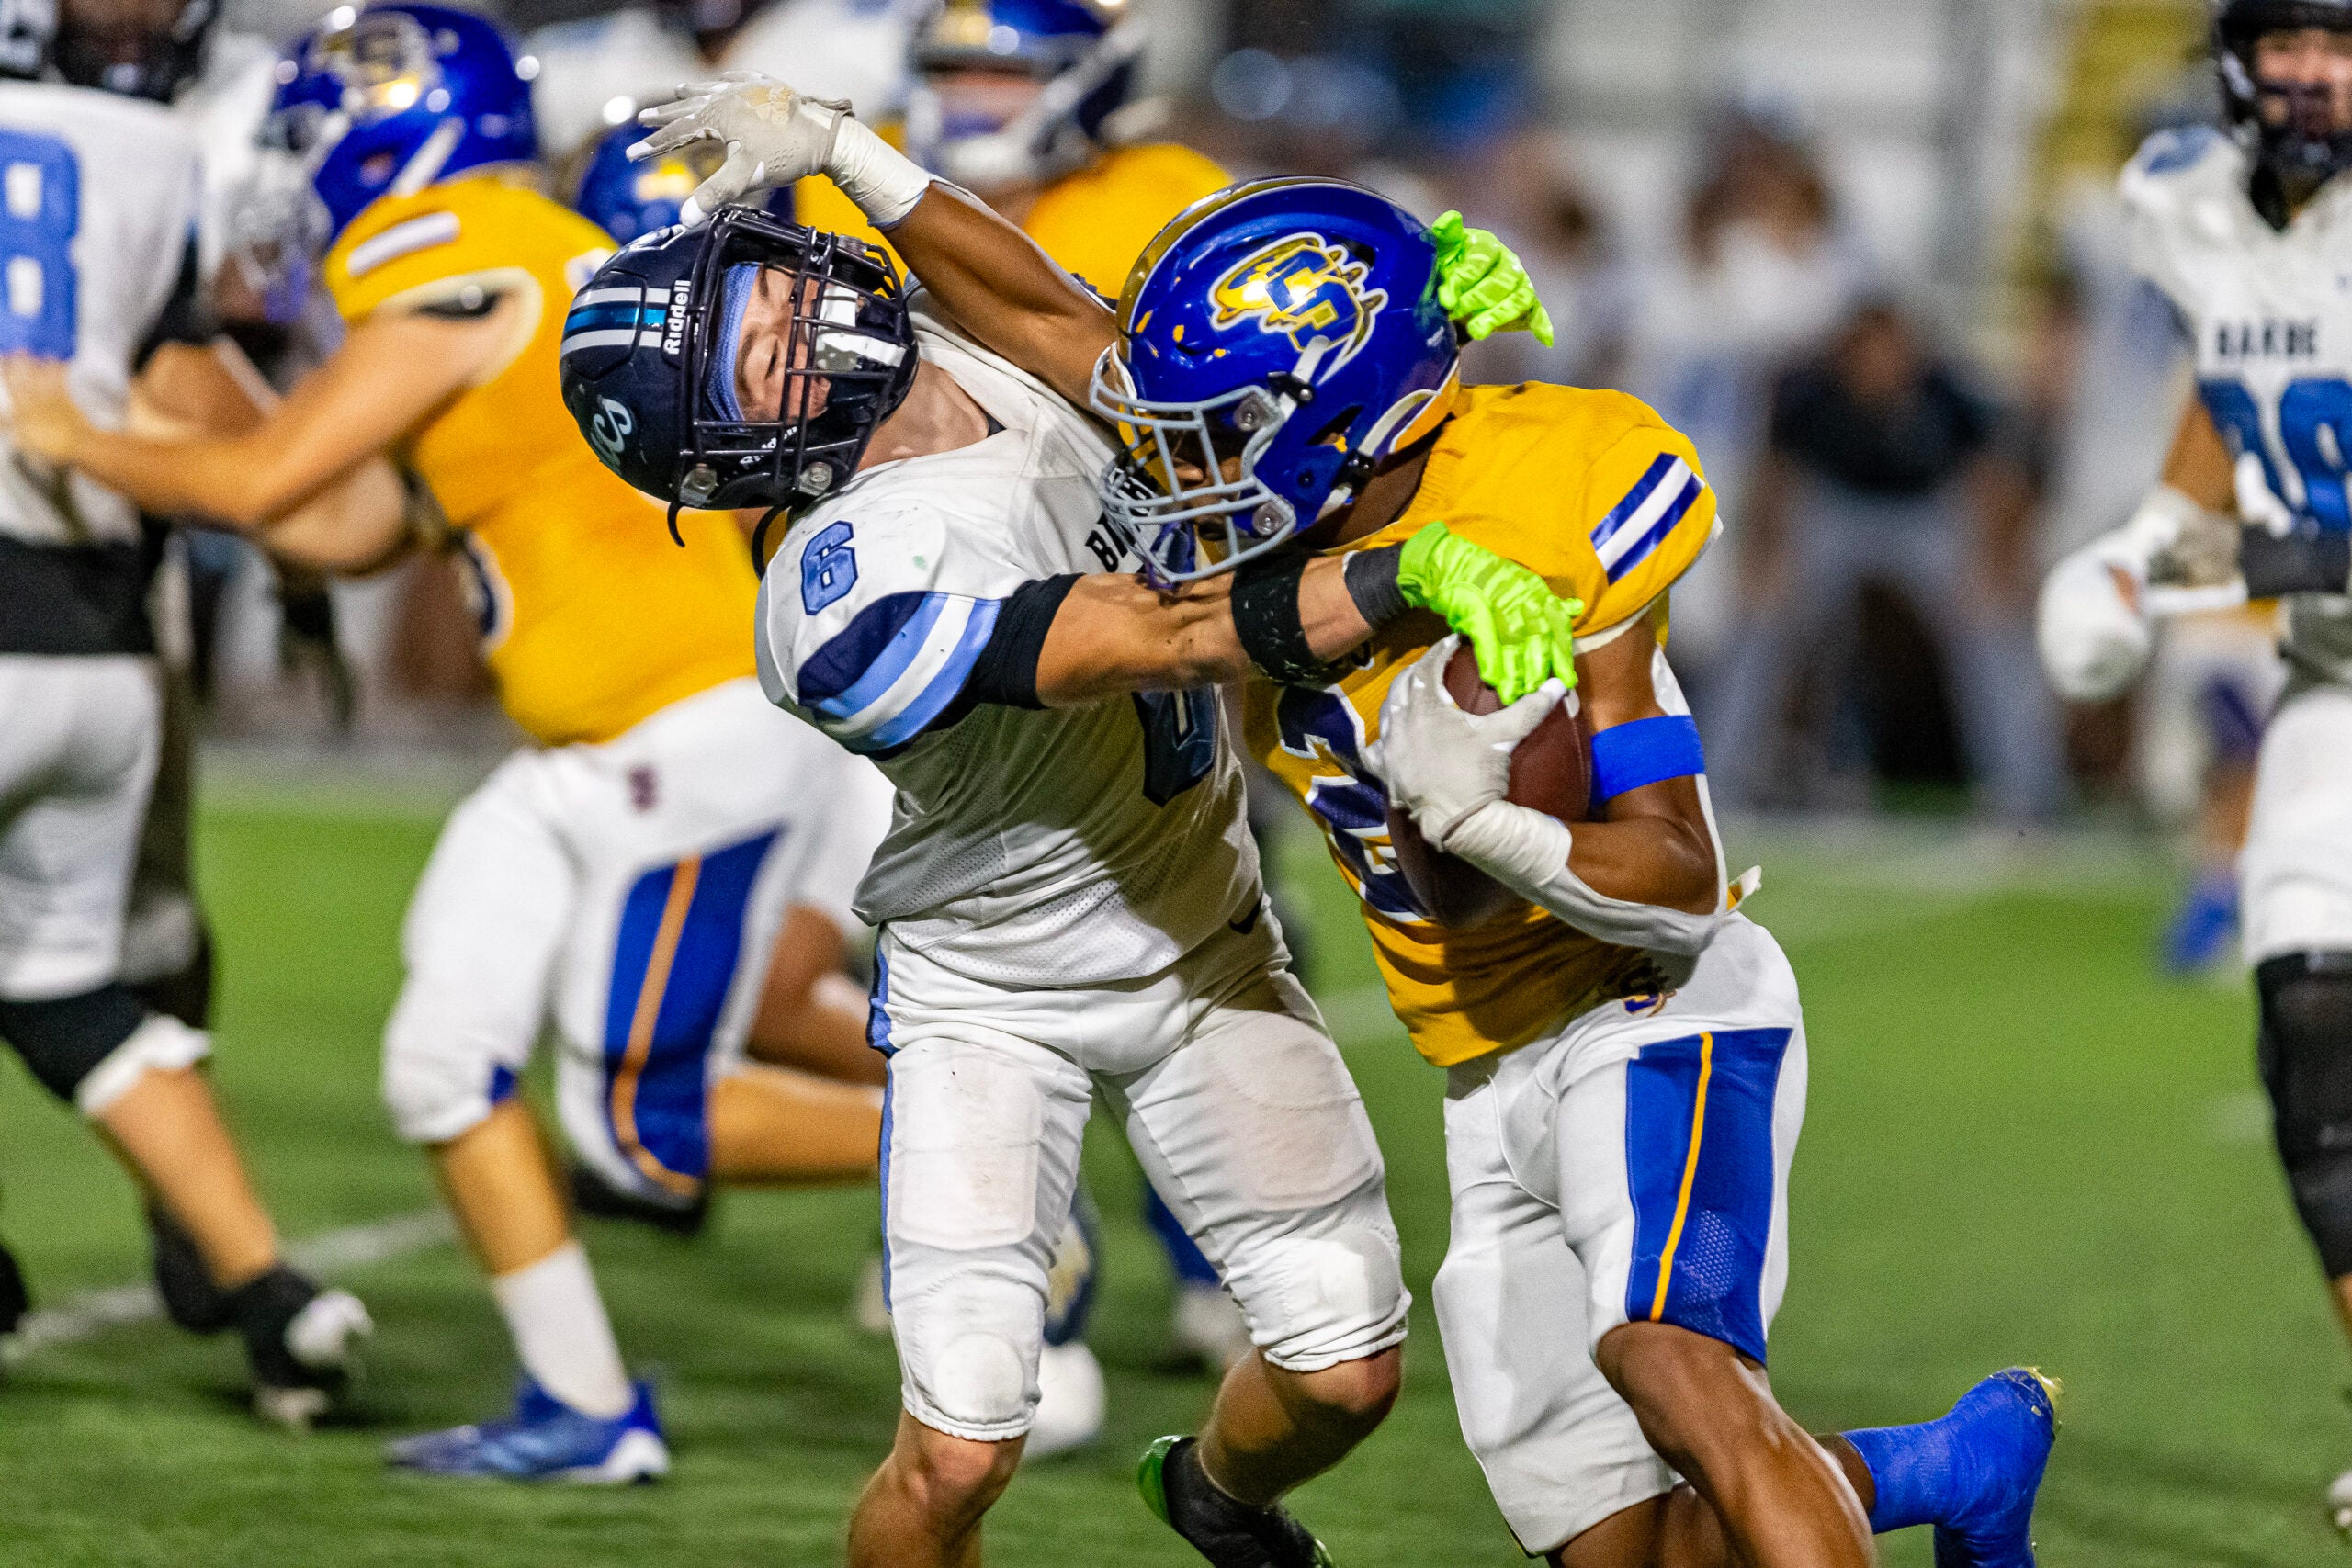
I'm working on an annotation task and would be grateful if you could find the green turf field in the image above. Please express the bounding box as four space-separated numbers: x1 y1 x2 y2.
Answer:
0 782 2340 1566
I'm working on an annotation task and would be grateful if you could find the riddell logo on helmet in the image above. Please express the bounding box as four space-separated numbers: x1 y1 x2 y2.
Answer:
663 280 693 355
1207 233 1388 374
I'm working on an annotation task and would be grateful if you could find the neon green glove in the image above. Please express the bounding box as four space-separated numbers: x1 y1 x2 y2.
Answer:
1430 210 1555 347
1396 521 1579 704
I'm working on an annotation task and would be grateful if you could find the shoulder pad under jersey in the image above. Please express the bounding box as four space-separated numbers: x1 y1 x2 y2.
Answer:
754 500 1017 756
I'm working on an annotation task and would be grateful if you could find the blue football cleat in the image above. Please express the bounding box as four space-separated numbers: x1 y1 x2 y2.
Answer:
2161 870 2239 976
1930 1368 2062 1568
387 1377 668 1483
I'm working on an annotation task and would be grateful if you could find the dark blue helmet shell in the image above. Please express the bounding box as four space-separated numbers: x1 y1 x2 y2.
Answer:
559 206 918 532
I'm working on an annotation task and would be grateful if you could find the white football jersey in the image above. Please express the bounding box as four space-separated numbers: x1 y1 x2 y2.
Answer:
0 83 198 547
2124 125 2352 682
755 304 1260 988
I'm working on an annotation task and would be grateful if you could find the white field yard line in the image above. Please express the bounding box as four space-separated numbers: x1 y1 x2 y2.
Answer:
6 1209 451 1359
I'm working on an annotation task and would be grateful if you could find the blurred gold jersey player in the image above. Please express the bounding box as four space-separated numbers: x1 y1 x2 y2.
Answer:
792 0 1228 296
2 5 891 1481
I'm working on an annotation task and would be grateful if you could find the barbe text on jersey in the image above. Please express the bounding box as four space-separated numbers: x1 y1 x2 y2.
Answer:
2213 316 2321 363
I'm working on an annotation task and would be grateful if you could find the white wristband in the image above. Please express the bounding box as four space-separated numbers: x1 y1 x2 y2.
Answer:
1441 800 1729 956
828 116 933 229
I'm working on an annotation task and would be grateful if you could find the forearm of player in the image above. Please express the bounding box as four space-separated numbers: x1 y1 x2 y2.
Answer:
1559 782 1720 917
1032 556 1371 705
2162 397 2238 513
254 458 416 576
883 185 1117 410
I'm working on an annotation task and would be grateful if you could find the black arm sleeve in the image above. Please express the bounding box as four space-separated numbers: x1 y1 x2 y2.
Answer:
939 572 1081 719
2242 525 2352 600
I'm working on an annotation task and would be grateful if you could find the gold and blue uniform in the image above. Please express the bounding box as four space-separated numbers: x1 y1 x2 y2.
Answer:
322 170 759 747
794 141 1230 296
1246 383 1719 1068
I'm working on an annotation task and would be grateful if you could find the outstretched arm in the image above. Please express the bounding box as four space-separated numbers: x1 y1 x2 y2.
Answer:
3 302 513 535
631 77 1550 408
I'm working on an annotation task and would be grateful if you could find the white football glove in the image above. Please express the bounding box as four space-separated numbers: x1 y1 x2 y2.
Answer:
2036 545 2153 702
631 73 931 228
1365 636 1565 848
2236 449 2300 538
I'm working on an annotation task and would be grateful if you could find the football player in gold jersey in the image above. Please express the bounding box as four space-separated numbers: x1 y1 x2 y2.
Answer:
790 0 1227 299
4 6 895 1481
630 76 2063 1568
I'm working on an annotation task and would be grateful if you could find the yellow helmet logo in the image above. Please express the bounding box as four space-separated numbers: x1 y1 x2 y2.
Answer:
1206 233 1387 372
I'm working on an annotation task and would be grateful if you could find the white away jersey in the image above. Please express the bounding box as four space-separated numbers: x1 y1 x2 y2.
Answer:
0 83 198 547
2124 124 2352 683
754 304 1260 988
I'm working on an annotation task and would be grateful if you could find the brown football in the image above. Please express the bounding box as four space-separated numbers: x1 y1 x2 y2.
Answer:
1385 641 1592 929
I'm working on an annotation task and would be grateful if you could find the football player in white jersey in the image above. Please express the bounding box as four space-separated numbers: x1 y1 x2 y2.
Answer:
2037 0 2352 1531
0 6 370 1426
556 169 1573 1559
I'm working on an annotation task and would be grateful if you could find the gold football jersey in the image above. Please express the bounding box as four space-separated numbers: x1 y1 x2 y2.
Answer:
794 141 1230 296
1245 383 1721 1067
323 171 757 747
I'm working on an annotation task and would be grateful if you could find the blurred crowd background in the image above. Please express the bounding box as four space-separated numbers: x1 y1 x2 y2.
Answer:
190 0 2253 851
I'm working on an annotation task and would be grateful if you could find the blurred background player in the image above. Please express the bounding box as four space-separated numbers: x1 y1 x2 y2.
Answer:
0 0 370 1427
2034 0 2352 1529
0 1 924 1481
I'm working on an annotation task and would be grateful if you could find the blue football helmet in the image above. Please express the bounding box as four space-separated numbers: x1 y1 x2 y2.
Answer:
2215 0 2352 184
572 118 717 244
571 118 797 245
1091 177 1458 585
230 4 534 323
559 207 918 534
904 0 1144 189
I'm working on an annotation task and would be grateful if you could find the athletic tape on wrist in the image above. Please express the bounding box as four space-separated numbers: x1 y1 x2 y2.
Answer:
1589 715 1705 803
1232 547 1330 685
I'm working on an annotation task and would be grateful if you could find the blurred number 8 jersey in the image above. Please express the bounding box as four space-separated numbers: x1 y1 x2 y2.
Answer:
323 171 760 746
1245 382 1720 1067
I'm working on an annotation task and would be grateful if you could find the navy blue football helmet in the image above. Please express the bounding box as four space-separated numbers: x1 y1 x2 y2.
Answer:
905 0 1144 189
560 206 918 534
1091 177 1458 585
2215 0 2352 183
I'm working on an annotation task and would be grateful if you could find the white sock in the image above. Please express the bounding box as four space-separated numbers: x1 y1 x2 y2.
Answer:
489 1241 633 1419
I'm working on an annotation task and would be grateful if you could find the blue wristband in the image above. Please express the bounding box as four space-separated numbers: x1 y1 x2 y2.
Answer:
1589 714 1705 802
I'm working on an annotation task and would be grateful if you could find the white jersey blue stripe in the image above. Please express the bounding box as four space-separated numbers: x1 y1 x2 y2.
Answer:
806 592 1002 754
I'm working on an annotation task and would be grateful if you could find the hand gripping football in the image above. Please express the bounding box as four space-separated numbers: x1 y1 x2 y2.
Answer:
1385 640 1591 928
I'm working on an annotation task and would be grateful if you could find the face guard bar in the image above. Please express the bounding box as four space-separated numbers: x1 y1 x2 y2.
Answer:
1089 344 1307 587
671 206 914 538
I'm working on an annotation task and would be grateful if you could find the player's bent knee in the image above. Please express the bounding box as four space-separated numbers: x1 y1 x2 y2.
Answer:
897 1273 1046 1439
0 987 209 1115
1247 1223 1409 1373
2258 953 2352 1277
380 1003 512 1146
1283 1344 1402 1427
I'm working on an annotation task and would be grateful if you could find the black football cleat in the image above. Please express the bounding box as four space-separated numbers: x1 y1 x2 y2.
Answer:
568 1161 710 1238
1138 1435 1333 1568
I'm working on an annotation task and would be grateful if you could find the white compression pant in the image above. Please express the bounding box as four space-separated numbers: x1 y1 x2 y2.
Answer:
869 910 1408 1442
0 655 160 1001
